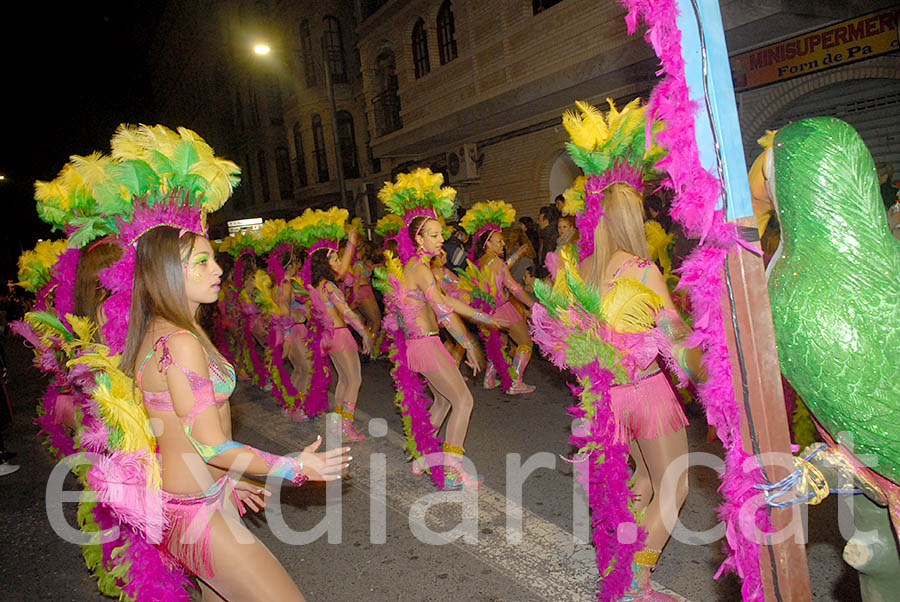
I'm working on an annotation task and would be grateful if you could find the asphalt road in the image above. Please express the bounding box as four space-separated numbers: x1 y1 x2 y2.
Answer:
0 334 861 601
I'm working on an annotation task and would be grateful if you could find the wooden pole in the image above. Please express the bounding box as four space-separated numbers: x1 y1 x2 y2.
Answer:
675 1 813 598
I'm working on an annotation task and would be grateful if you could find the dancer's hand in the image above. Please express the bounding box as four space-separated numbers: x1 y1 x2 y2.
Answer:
233 480 271 514
491 316 511 329
464 345 482 376
298 436 352 481
362 333 373 356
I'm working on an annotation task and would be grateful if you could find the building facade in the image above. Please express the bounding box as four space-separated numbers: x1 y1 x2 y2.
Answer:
148 0 900 234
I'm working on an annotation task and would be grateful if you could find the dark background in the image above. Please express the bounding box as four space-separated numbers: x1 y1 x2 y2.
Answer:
0 2 164 285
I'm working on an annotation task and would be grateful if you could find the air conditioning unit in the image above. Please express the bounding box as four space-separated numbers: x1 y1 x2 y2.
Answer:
446 143 482 183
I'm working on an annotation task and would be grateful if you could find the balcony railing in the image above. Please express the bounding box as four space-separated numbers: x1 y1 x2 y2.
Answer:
373 90 402 137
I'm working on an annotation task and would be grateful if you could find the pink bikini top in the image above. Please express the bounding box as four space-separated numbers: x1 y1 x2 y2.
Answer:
137 330 236 421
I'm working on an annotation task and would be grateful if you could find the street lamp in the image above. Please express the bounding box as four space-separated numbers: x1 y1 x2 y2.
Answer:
249 38 348 211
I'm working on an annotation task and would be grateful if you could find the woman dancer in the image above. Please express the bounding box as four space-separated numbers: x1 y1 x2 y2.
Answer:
293 208 374 440
124 226 351 601
465 202 537 394
402 214 507 488
338 238 382 336
578 182 702 599
533 99 699 600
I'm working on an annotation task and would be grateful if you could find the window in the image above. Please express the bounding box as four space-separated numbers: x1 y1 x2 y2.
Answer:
412 18 430 79
437 1 457 65
275 147 293 199
532 0 565 15
373 47 402 136
336 111 360 179
293 122 308 187
300 19 317 88
312 114 329 183
323 16 347 84
257 150 270 202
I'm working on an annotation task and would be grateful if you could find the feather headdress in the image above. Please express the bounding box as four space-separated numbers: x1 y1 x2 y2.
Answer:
459 200 517 259
289 207 349 283
31 124 241 351
562 99 665 259
375 213 405 244
16 239 68 293
378 168 458 261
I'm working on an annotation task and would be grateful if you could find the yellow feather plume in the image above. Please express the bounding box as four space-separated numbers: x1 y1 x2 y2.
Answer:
384 250 404 284
576 100 609 147
562 109 598 150
551 244 582 301
644 221 674 275
69 152 113 190
757 129 777 149
600 276 664 332
67 351 159 462
109 123 146 160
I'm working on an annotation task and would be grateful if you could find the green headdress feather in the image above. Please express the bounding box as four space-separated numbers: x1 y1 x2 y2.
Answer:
459 200 516 236
378 167 457 221
16 239 68 292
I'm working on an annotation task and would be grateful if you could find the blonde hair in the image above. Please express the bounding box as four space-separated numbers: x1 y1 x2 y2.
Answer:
580 182 650 289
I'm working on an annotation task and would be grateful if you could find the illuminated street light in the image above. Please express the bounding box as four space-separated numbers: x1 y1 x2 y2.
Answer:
253 43 271 56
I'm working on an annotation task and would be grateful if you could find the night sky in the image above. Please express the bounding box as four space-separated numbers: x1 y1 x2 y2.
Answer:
0 2 164 284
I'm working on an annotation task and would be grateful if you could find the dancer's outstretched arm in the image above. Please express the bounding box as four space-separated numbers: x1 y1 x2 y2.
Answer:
641 266 705 382
335 230 358 278
323 281 372 355
501 263 534 308
165 333 350 482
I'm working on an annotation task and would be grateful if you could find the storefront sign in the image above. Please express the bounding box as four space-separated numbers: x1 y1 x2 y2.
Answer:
731 6 900 92
227 217 262 234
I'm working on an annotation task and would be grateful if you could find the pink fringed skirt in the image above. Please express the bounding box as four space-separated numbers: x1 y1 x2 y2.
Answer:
324 326 358 354
159 475 241 578
609 371 688 443
406 335 457 373
493 300 525 325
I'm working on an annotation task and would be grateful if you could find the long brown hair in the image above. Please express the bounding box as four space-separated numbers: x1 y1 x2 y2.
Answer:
580 182 650 289
121 226 222 376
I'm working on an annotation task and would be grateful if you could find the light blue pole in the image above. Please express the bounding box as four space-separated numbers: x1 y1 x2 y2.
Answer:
675 0 754 221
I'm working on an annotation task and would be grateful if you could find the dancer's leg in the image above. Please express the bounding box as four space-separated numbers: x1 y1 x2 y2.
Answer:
287 338 311 392
329 349 361 408
507 318 535 394
198 503 305 602
426 382 452 431
634 426 689 551
358 297 381 333
329 348 365 441
628 439 653 514
420 366 473 448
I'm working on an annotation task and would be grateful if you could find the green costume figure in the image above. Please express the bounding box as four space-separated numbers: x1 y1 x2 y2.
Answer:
765 117 900 483
761 116 900 601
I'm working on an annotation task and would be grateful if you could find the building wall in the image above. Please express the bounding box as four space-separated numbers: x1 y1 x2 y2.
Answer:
149 0 375 234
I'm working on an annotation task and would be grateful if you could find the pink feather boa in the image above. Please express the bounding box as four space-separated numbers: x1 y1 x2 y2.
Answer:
381 276 446 488
239 301 267 388
619 1 768 599
570 361 646 601
88 503 191 602
303 286 334 417
264 315 303 412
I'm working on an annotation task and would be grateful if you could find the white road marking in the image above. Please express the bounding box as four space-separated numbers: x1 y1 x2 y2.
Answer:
235 399 690 602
